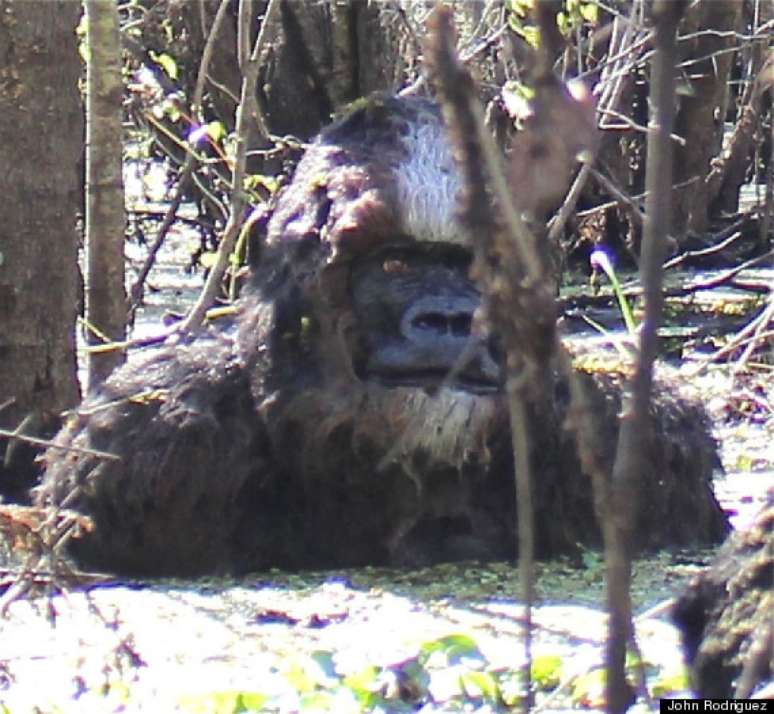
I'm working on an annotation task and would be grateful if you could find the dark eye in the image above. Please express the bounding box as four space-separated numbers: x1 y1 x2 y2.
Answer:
412 313 448 332
383 258 408 274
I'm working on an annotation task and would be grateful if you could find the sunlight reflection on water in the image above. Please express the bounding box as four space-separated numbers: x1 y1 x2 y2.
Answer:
714 471 773 530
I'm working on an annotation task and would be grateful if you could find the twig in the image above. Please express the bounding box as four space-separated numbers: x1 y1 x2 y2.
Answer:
177 0 280 334
58 301 241 361
678 24 774 43
533 598 671 713
733 295 774 374
578 29 652 83
548 163 592 245
673 249 773 292
0 429 120 462
127 207 213 230
0 506 97 615
619 248 774 295
662 216 750 269
588 165 645 224
606 2 687 711
574 174 702 220
400 22 510 97
549 7 649 251
128 0 231 314
426 9 549 710
665 232 742 269
597 106 686 146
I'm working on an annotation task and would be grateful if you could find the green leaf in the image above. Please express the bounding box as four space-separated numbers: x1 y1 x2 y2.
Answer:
245 174 280 194
531 653 563 689
153 96 182 122
581 547 603 570
625 649 643 669
511 23 540 48
199 251 218 269
735 454 754 472
651 667 691 697
572 668 607 709
342 664 380 694
77 15 90 63
499 670 526 707
581 2 599 23
502 82 535 122
149 50 179 80
557 11 571 35
420 633 485 667
590 250 637 333
506 0 534 18
205 120 226 143
234 692 272 712
177 690 270 714
283 659 317 693
626 649 658 678
283 651 339 693
297 690 336 710
459 669 501 701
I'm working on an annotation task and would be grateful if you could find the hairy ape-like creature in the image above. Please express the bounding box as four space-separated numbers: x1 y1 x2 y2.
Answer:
38 96 728 576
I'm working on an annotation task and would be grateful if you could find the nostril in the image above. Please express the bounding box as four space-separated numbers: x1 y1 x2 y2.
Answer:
412 313 449 334
450 314 472 337
487 336 504 364
410 312 473 337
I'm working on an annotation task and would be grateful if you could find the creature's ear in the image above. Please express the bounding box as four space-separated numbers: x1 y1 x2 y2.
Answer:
234 290 282 379
263 153 397 263
244 205 272 269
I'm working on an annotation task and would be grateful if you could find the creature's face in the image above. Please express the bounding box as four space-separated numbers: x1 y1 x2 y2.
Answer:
256 95 503 396
235 96 512 565
349 243 500 394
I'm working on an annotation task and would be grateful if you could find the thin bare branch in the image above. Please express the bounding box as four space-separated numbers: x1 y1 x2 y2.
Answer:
128 0 231 314
0 429 120 461
605 2 688 710
178 0 280 334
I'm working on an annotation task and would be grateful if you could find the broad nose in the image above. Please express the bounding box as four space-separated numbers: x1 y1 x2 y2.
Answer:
402 295 477 341
400 295 501 384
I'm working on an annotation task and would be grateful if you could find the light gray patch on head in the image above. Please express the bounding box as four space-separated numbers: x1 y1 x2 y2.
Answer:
393 117 468 246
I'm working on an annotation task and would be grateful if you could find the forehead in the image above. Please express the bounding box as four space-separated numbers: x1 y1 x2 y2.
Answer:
391 109 465 245
266 96 468 254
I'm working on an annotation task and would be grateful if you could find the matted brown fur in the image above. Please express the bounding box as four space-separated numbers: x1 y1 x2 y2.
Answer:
37 95 728 576
673 500 773 698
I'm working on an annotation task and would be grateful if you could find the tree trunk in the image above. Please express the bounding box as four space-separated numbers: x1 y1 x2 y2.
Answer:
0 0 82 500
85 0 127 388
672 0 743 237
173 0 412 142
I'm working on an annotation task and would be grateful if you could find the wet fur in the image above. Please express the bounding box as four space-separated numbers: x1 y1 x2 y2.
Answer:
38 96 729 576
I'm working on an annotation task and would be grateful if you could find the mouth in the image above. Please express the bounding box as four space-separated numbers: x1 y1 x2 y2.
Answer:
371 367 501 394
